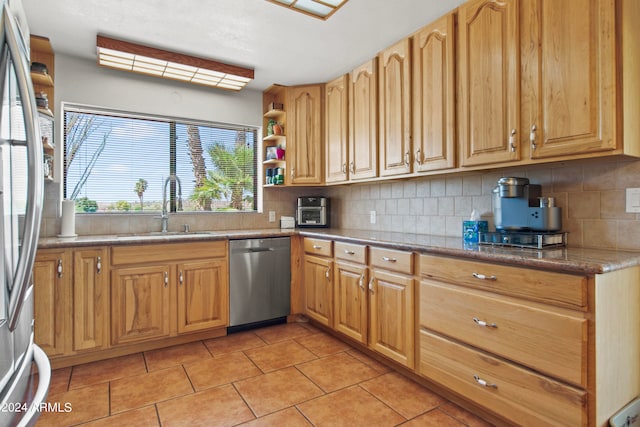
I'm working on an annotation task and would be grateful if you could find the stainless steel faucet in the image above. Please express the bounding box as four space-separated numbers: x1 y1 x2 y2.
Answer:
160 175 183 232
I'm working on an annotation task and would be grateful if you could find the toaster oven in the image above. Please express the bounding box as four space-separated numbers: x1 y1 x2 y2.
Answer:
296 197 328 227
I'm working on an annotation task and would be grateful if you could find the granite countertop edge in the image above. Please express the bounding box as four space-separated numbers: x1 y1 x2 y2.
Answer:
38 228 640 275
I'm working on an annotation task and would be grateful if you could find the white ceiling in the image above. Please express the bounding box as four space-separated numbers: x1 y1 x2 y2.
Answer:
21 0 465 92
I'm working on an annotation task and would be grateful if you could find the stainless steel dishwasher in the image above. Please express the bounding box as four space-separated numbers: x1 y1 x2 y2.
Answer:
229 237 291 332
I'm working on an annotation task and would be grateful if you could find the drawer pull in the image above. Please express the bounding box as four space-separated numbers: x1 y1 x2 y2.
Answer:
473 375 498 389
344 250 355 255
473 317 497 328
313 245 322 250
382 256 397 263
472 273 497 281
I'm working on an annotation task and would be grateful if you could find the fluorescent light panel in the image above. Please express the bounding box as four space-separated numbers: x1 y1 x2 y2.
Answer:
266 0 348 19
96 35 254 91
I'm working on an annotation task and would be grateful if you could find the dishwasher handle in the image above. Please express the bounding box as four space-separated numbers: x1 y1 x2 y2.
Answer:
236 247 275 254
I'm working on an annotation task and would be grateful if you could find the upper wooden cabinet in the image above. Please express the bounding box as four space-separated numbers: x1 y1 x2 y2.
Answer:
325 75 349 184
412 12 457 172
458 0 520 167
287 84 324 185
349 59 378 181
379 39 412 177
520 0 616 159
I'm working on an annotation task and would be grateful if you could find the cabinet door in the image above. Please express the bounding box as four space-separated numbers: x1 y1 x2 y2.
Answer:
303 255 333 326
33 249 70 357
349 59 378 180
521 0 616 159
369 269 415 368
287 84 324 185
459 0 520 166
413 13 456 172
334 261 367 344
73 248 109 352
111 264 172 345
325 75 349 184
177 259 228 334
379 39 412 177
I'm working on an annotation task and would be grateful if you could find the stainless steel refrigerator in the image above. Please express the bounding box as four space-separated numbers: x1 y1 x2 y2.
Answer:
0 0 51 426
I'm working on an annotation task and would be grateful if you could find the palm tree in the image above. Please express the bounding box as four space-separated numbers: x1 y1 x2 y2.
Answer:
134 178 148 211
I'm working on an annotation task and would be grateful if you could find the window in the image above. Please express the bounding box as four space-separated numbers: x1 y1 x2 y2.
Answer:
63 105 258 213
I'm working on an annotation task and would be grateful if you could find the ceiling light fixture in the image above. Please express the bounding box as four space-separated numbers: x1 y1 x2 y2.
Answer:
96 35 254 91
266 0 348 20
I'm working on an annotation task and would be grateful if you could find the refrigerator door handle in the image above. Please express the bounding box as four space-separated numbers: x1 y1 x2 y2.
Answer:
16 345 50 427
4 7 43 332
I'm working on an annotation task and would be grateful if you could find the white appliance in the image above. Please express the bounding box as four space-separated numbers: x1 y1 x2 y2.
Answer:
0 0 51 426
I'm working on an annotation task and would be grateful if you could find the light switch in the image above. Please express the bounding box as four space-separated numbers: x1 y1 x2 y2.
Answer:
370 210 376 224
626 188 640 213
269 211 276 222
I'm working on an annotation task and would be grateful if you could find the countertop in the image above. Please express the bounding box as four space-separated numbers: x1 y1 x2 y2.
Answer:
38 228 640 275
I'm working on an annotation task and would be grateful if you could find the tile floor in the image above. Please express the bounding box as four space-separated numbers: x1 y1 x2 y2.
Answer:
37 322 493 426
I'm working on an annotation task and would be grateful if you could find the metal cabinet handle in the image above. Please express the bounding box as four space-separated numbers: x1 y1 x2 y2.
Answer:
342 163 347 174
57 259 63 278
473 375 498 388
368 277 374 293
96 256 102 274
313 245 322 250
382 256 397 263
530 124 537 150
290 167 295 179
164 272 169 288
404 151 411 166
359 274 365 290
325 267 331 281
344 250 355 255
473 317 497 328
509 128 517 152
472 273 497 281
349 161 355 174
415 149 422 165
179 271 184 286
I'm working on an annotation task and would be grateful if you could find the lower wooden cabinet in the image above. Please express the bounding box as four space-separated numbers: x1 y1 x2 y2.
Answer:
73 248 109 352
110 264 172 345
333 260 367 343
303 254 333 327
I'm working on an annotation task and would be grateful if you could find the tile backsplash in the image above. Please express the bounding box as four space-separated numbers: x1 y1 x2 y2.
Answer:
42 157 640 251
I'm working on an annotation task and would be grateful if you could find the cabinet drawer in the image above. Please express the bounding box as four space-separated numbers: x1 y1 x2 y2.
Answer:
420 281 586 387
370 247 413 274
303 238 333 257
112 241 227 265
334 242 366 264
420 254 588 309
419 330 586 427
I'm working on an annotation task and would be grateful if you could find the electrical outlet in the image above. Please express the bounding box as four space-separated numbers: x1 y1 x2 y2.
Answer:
626 188 640 213
269 211 276 222
370 210 376 224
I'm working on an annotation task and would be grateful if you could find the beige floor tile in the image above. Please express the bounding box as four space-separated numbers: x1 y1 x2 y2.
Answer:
297 385 405 426
296 332 352 357
238 407 313 427
235 366 324 417
346 349 392 374
144 341 212 371
253 323 315 344
439 401 494 427
297 352 380 393
185 351 262 391
38 382 109 427
157 384 255 427
360 372 445 419
401 409 465 426
78 405 160 427
244 340 317 372
69 353 147 389
110 366 193 414
204 331 266 355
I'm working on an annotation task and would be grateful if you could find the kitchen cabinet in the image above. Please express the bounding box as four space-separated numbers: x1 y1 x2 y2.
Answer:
379 39 412 177
303 238 333 326
412 12 456 172
418 253 640 427
325 75 349 184
30 35 54 113
73 248 109 352
33 249 71 357
520 0 616 159
458 0 520 167
177 259 228 333
287 84 324 185
368 247 415 369
333 242 367 343
262 85 287 186
349 59 378 181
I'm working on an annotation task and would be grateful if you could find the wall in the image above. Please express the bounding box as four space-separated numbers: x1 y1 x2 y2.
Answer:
40 53 299 236
326 157 640 251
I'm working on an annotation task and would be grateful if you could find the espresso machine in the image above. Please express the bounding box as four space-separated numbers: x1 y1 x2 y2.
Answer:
492 177 562 231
